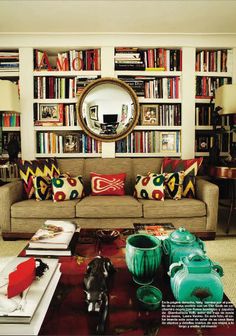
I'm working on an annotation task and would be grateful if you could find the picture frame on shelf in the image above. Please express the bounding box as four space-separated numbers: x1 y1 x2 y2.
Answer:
160 131 177 153
63 134 78 153
89 105 98 121
39 104 59 122
141 105 159 125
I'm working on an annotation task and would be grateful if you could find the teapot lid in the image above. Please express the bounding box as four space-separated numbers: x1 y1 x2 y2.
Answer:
182 253 211 273
169 227 196 244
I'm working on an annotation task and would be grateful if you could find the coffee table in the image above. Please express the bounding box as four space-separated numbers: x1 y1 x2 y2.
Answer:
21 228 236 335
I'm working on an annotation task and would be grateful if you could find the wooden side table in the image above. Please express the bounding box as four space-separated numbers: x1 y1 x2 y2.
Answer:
210 166 236 234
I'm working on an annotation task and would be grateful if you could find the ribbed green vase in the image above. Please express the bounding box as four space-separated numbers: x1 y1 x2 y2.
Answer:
125 234 162 285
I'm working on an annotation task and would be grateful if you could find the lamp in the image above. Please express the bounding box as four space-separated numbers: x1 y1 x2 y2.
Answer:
0 80 20 162
209 84 236 166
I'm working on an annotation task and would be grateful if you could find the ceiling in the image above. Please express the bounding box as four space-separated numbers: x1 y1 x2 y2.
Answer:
0 0 236 34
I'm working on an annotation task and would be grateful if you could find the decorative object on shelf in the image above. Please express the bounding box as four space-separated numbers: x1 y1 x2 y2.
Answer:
125 234 162 285
84 255 115 335
162 227 205 268
209 84 236 166
168 253 224 303
136 285 162 311
78 77 139 142
0 80 20 157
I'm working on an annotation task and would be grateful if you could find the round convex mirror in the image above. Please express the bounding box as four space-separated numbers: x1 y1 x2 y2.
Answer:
77 77 139 142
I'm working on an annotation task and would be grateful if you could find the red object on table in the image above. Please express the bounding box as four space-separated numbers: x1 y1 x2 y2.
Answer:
7 257 36 298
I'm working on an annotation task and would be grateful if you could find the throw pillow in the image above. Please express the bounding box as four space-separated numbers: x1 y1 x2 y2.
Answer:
32 175 52 201
52 176 84 202
161 158 203 198
164 171 185 200
17 158 60 199
90 172 126 196
134 173 165 200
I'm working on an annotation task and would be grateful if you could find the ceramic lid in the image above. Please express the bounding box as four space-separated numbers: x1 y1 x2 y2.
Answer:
169 227 196 244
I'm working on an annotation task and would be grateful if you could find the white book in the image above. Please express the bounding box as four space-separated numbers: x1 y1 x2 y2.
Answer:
28 220 77 250
0 258 59 324
0 265 61 335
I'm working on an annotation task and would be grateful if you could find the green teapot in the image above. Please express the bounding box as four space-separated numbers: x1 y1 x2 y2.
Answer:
168 253 224 303
162 227 205 267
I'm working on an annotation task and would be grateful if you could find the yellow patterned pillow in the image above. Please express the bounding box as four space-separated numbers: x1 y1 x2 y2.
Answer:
164 171 185 200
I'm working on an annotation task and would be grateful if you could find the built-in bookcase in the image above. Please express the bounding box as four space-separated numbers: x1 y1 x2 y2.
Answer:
0 49 21 160
0 41 235 161
115 47 182 157
32 48 102 157
195 48 233 157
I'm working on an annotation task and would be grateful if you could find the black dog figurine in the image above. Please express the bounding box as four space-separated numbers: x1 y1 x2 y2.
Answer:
84 256 115 334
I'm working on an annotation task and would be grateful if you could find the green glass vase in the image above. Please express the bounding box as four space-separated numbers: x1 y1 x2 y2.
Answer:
125 234 162 285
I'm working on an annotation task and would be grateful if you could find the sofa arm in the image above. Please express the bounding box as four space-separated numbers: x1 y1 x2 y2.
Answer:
0 180 24 233
195 178 219 232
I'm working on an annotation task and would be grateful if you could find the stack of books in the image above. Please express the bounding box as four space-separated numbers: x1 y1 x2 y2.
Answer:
25 220 80 256
0 257 61 335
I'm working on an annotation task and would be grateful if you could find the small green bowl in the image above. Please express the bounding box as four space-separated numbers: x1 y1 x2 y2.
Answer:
136 285 162 311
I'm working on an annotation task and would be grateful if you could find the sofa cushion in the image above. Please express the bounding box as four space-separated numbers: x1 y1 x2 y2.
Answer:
76 195 142 218
134 173 165 200
11 199 79 219
32 175 52 201
83 158 133 195
139 198 206 218
17 158 60 199
52 176 84 202
164 171 185 200
91 172 126 196
161 157 203 198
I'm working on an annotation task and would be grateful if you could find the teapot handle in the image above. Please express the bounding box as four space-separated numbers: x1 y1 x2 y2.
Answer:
196 238 206 253
162 239 170 255
212 263 224 277
188 253 206 261
168 261 183 278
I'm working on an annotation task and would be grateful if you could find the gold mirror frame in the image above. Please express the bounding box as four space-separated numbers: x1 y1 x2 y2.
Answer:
77 77 140 142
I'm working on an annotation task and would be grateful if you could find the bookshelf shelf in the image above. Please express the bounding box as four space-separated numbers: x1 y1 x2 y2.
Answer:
33 70 101 77
116 152 181 157
34 126 82 131
139 98 181 104
135 125 181 131
36 152 101 158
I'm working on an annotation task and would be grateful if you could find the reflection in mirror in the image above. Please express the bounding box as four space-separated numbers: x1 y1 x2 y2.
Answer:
78 78 139 142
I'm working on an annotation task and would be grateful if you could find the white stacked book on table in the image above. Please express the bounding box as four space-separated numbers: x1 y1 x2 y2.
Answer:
0 257 61 335
25 220 80 256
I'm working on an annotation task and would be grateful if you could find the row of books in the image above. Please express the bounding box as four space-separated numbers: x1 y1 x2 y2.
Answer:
119 76 181 99
195 132 229 152
34 76 76 99
141 104 181 126
36 132 102 154
76 75 99 95
195 104 231 126
1 113 20 127
195 76 232 98
115 130 180 153
34 103 77 127
0 51 19 72
34 49 101 71
114 47 182 71
195 49 232 73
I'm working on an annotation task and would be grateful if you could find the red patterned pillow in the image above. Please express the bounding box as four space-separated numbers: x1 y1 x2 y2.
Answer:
161 158 203 198
91 172 126 196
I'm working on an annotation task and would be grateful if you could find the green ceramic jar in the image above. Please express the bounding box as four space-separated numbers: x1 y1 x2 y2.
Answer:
168 253 224 303
125 234 162 285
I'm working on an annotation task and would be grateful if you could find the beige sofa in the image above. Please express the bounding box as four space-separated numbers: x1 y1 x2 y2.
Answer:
0 158 219 239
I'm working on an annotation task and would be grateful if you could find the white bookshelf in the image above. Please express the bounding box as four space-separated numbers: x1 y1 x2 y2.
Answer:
0 35 235 161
